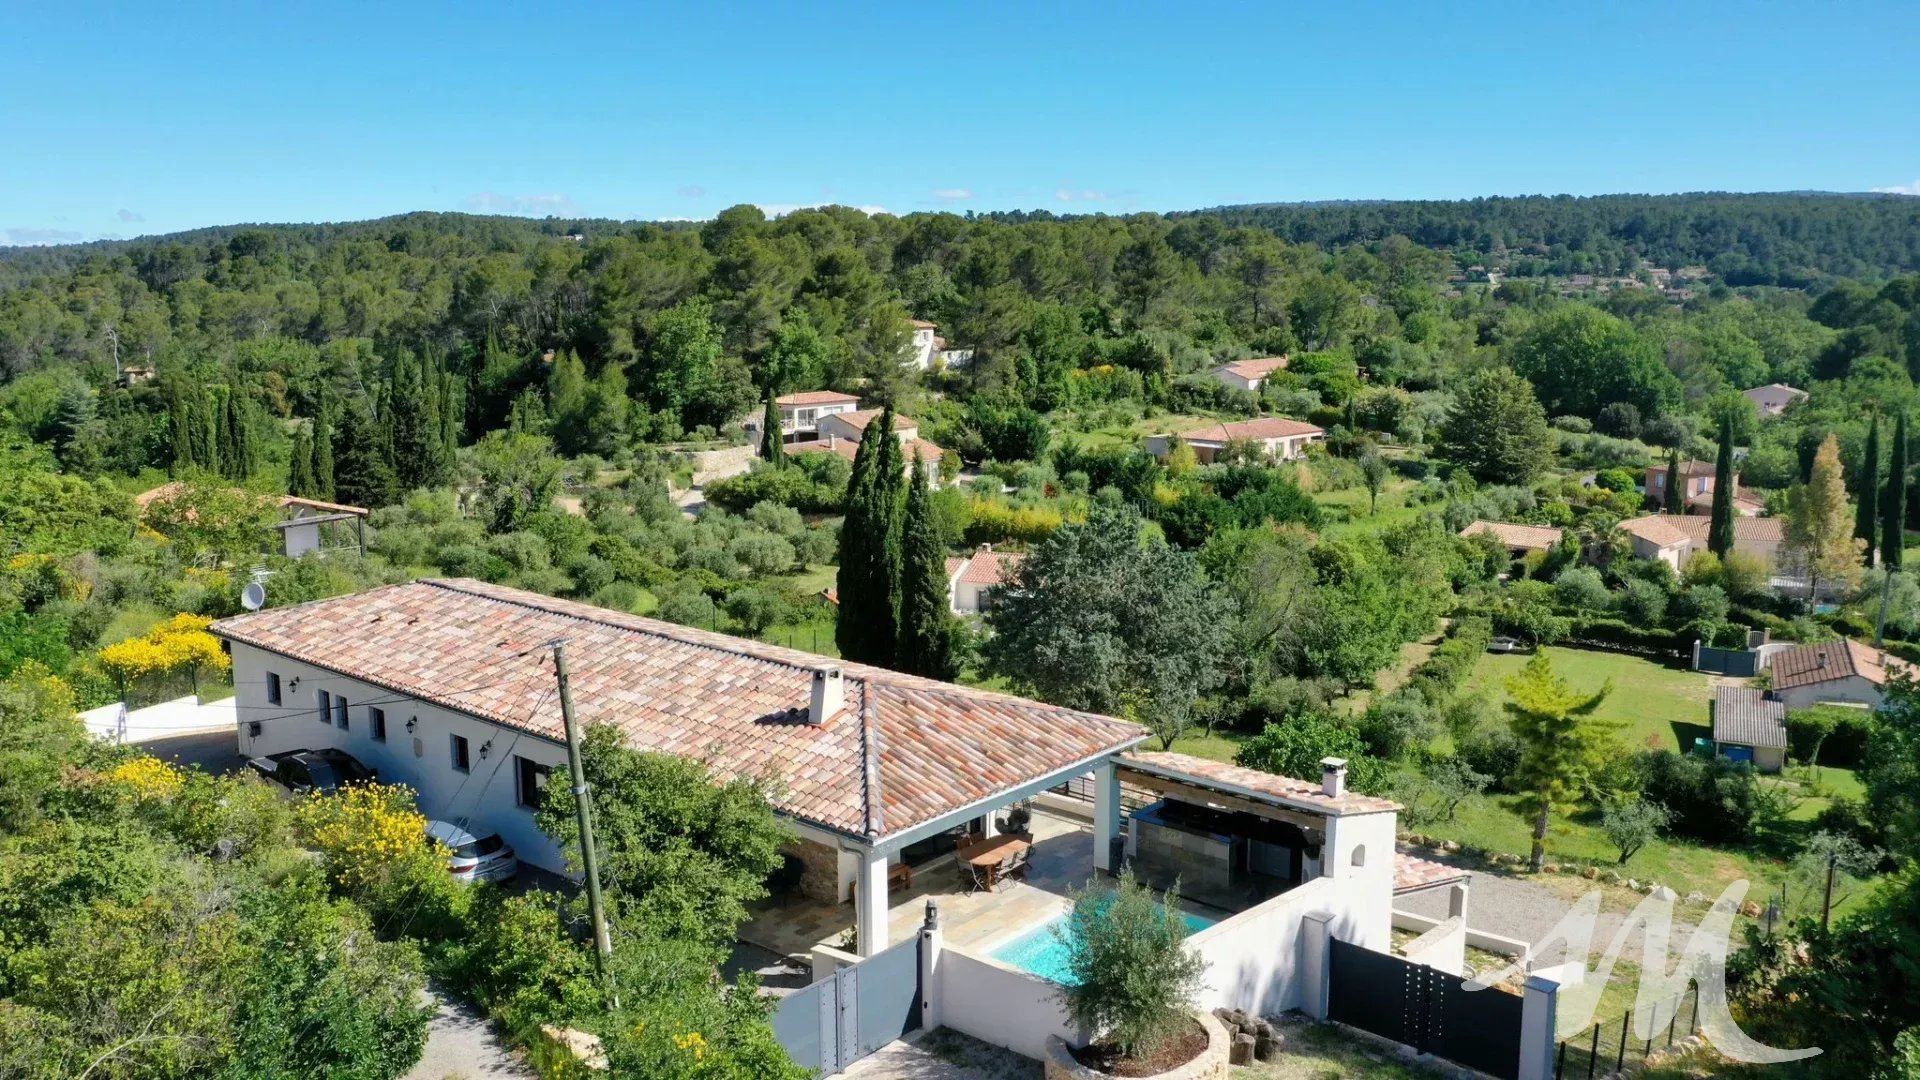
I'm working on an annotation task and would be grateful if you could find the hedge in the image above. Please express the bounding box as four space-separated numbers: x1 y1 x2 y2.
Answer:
1563 617 1683 657
1405 617 1493 704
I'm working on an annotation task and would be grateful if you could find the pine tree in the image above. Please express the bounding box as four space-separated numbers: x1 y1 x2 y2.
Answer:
289 423 316 497
1662 447 1682 515
330 397 396 509
1885 412 1908 570
1857 411 1881 568
896 452 960 679
761 394 785 466
167 385 194 474
312 397 336 501
1708 415 1735 558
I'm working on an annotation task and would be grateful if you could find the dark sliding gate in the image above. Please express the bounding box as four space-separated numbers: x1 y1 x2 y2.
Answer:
771 934 923 1075
1328 938 1526 1080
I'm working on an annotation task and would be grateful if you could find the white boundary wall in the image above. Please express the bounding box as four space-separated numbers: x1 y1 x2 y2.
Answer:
937 948 1085 1060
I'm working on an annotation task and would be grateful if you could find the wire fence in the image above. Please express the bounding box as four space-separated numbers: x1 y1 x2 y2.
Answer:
1556 986 1700 1079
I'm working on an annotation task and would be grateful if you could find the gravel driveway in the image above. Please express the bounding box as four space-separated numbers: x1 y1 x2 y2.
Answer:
403 986 535 1080
1395 855 1705 964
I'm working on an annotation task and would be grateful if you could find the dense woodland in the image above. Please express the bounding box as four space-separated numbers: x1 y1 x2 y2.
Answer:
9 193 1920 1077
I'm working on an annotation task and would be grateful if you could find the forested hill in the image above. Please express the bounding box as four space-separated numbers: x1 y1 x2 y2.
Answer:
1184 192 1920 286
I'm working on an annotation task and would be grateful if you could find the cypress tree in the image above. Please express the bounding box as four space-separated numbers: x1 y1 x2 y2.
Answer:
1885 412 1908 569
330 396 397 509
312 398 336 501
195 389 221 478
289 423 315 497
1662 448 1683 515
390 352 448 490
223 384 256 481
834 408 907 666
167 385 194 474
1857 411 1881 568
761 394 785 466
835 428 885 662
896 452 960 680
1708 415 1735 558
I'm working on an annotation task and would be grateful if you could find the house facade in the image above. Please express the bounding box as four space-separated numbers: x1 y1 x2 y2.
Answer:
1147 417 1325 464
792 408 943 485
1644 459 1722 504
211 579 1144 958
1743 383 1809 419
1767 638 1912 711
1209 356 1289 393
752 390 861 440
906 319 940 369
1618 513 1783 572
945 545 1023 615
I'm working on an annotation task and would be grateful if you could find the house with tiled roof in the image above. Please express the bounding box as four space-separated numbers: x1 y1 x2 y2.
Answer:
791 408 944 486
1743 383 1809 419
1617 513 1783 572
945 544 1023 614
211 578 1147 958
1146 416 1325 465
1765 637 1913 711
747 390 862 442
1457 520 1564 556
1711 686 1787 772
1209 356 1290 393
1644 459 1723 507
906 318 940 369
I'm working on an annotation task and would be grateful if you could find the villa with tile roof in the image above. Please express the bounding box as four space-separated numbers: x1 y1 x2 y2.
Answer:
791 408 944 485
1209 356 1290 393
1765 637 1913 711
1618 513 1783 572
1457 520 1564 556
747 390 862 441
1146 416 1326 464
945 545 1023 614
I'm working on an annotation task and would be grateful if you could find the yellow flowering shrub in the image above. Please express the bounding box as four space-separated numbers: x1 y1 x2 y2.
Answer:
97 612 232 683
293 782 434 892
107 756 187 800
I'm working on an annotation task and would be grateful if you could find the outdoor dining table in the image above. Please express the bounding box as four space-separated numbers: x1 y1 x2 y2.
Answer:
957 834 1032 891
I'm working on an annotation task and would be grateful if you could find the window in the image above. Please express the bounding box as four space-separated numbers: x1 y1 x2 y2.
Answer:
266 672 282 705
317 689 332 724
516 756 551 809
333 696 349 730
450 734 470 773
368 707 387 742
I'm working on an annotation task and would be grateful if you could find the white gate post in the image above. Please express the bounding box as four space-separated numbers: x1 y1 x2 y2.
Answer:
1518 974 1560 1080
1301 911 1335 1020
919 899 944 1032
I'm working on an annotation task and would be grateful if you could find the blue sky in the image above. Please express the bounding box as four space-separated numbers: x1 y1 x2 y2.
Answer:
3 0 1917 244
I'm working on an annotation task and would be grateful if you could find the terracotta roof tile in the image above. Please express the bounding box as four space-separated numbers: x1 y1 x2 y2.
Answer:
1458 520 1564 551
1770 638 1912 691
1120 750 1400 816
776 390 860 407
211 579 1143 842
1395 849 1471 894
951 547 1023 586
1173 417 1324 445
1217 356 1290 379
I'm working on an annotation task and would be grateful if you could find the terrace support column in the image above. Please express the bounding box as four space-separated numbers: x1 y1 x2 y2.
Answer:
1092 760 1122 873
854 847 889 958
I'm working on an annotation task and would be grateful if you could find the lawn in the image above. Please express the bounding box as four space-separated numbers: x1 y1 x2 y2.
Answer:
1461 646 1717 754
1231 1019 1459 1079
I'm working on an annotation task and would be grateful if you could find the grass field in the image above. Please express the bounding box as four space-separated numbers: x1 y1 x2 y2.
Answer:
1462 646 1717 754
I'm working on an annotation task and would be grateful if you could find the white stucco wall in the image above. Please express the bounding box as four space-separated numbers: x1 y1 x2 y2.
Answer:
1775 677 1883 711
229 641 572 873
1320 812 1396 951
939 948 1084 1059
1210 369 1260 393
1187 877 1334 1015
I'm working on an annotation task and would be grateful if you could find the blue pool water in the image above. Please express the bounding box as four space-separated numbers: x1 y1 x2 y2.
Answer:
991 907 1218 984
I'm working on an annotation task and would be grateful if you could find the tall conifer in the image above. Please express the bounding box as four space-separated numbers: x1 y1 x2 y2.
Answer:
1884 412 1908 569
312 398 336 500
289 423 315 497
761 394 785 466
896 452 960 679
1662 448 1683 515
167 385 194 474
1708 416 1735 558
1857 411 1880 568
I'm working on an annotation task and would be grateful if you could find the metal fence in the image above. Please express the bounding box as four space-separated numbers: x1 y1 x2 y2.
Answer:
1555 986 1700 1079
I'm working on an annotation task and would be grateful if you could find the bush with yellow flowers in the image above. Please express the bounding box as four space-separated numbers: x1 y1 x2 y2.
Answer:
107 756 187 800
290 781 462 928
97 612 232 684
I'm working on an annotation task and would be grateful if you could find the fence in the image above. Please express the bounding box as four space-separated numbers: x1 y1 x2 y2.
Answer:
1555 986 1699 1080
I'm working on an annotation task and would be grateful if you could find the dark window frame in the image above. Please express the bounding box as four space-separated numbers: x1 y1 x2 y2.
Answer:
266 672 282 705
515 755 550 810
368 707 387 742
317 688 332 724
333 696 349 731
450 733 470 774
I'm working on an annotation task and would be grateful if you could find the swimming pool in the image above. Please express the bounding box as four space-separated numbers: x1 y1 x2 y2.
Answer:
990 907 1218 984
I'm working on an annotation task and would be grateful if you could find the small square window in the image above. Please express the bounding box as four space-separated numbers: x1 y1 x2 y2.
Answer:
450 734 470 773
266 672 282 705
333 696 349 730
368 707 387 742
317 689 332 724
516 756 550 809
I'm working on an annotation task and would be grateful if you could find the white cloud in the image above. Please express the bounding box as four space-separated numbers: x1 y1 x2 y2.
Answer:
756 202 892 218
116 208 145 223
932 188 974 201
1 227 84 245
1054 188 1111 203
464 191 579 216
1872 180 1920 196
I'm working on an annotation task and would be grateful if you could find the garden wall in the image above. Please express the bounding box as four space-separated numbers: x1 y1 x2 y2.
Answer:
1185 877 1338 1016
938 948 1085 1060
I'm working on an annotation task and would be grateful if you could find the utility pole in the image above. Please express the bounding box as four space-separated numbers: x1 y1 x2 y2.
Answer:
1823 851 1838 931
553 640 616 1001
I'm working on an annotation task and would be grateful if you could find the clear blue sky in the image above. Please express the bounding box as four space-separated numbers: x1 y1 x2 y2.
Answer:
4 0 1917 244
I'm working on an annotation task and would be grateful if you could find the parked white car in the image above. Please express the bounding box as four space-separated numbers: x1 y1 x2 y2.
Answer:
1488 636 1523 653
424 820 519 884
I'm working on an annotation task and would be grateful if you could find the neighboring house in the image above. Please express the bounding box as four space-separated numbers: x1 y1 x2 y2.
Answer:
795 408 943 485
1617 513 1783 572
905 319 940 369
816 408 919 446
1743 383 1808 419
1457 520 1564 557
1685 490 1765 518
134 483 369 558
747 390 861 441
212 578 1146 958
1644 459 1722 504
1209 356 1290 393
118 365 156 387
1766 638 1913 711
1146 417 1326 464
945 545 1023 614
1711 686 1787 772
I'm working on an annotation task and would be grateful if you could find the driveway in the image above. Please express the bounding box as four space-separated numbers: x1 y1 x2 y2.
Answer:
138 727 245 774
1396 855 1707 964
404 986 535 1080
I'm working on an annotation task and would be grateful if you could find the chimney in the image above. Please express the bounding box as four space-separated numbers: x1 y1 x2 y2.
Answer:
1320 757 1348 799
809 666 845 725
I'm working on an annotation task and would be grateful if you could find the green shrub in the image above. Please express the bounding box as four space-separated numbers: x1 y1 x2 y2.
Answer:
1055 869 1207 1060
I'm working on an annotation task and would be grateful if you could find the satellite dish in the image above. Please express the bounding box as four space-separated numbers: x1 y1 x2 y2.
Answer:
241 581 267 611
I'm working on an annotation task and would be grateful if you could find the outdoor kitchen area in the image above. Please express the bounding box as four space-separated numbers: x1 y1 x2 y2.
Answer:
1125 796 1319 910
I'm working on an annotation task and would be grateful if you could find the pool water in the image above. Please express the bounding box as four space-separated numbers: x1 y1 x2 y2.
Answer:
991 907 1218 984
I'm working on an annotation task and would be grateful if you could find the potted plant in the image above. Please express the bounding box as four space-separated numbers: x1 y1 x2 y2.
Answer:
1045 869 1224 1078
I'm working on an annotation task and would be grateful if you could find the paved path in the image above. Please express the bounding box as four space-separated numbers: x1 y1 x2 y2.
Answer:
836 1028 1038 1080
138 728 245 774
404 988 535 1080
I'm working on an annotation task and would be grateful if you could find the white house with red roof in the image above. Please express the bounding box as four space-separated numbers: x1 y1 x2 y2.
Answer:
795 408 945 485
1146 416 1326 464
750 390 862 441
906 318 940 369
1209 356 1290 393
945 544 1023 614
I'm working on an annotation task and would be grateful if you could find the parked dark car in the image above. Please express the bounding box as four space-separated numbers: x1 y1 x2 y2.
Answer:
246 748 375 794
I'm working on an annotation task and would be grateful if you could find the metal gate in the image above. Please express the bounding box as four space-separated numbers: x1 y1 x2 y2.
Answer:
1328 938 1525 1080
771 935 923 1074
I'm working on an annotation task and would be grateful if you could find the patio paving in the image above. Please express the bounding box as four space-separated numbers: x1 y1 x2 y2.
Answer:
742 809 1101 960
834 1027 1040 1079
